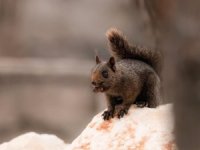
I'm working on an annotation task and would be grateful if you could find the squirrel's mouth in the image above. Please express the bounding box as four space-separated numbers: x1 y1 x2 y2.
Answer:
93 85 110 93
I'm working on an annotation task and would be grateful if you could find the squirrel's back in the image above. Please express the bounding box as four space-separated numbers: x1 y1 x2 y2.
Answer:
106 28 162 76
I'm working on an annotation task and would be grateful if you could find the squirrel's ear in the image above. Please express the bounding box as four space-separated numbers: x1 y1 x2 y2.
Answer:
95 55 101 64
108 57 116 72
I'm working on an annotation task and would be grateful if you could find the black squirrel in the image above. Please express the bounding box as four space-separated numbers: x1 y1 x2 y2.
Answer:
91 28 162 120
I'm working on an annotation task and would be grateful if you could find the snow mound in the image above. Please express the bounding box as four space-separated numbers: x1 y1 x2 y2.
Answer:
70 104 176 150
0 132 69 150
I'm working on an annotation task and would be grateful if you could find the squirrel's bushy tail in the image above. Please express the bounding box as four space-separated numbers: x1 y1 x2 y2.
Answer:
106 28 162 76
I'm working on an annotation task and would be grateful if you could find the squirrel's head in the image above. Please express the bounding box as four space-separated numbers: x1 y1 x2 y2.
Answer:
91 56 116 93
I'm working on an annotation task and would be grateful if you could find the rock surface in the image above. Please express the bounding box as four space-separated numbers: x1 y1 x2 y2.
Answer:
0 104 176 150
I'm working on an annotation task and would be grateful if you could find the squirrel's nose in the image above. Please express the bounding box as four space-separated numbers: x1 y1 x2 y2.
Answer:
91 81 96 86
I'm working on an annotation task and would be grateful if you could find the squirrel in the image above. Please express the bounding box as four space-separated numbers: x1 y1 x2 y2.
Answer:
91 28 162 120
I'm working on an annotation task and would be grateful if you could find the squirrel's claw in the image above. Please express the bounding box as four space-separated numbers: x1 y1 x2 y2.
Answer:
117 105 130 119
102 110 114 120
117 109 128 119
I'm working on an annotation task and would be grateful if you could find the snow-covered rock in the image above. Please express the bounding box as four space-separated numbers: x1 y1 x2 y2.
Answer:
69 104 176 150
0 132 69 150
0 104 176 150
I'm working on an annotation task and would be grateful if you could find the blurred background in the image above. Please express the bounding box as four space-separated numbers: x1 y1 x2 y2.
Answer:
0 0 187 144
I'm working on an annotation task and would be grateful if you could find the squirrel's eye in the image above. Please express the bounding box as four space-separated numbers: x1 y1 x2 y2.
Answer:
102 70 108 78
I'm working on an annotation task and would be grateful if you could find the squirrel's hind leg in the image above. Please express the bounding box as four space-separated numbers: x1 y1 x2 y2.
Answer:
134 100 147 108
134 88 149 108
144 73 161 108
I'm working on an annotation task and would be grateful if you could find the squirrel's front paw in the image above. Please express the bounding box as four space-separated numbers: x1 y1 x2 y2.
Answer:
117 105 130 119
102 110 114 120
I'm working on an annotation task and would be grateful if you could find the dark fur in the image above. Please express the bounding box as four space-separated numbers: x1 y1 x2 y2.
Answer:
106 28 162 76
91 28 162 120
